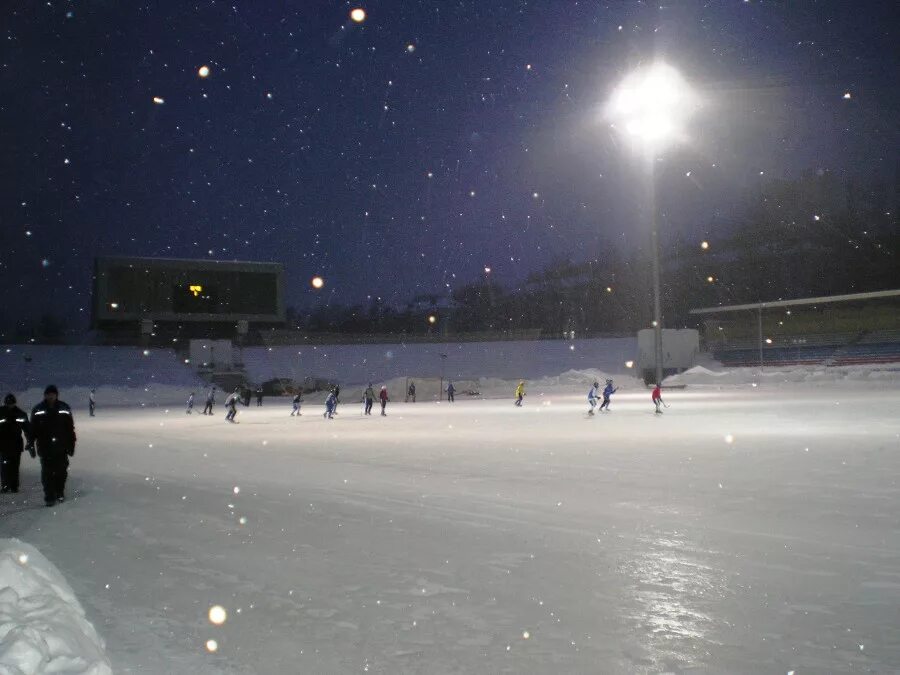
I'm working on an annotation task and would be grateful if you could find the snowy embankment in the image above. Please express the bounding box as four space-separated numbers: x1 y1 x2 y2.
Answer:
1 345 203 409
0 540 111 674
241 336 637 384
664 362 900 388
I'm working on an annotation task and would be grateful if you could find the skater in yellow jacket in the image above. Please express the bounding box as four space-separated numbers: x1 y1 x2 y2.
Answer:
514 380 526 407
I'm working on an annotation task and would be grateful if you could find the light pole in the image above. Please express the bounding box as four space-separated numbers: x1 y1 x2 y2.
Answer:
605 62 697 385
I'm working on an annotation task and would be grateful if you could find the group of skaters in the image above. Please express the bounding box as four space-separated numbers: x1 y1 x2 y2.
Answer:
0 386 77 507
585 379 667 414
180 377 668 423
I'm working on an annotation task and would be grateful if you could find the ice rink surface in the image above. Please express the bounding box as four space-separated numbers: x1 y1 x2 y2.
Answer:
2 385 899 674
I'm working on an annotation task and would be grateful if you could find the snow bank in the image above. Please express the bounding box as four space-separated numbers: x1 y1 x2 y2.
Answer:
1 346 199 392
664 362 900 388
242 337 636 385
0 539 111 675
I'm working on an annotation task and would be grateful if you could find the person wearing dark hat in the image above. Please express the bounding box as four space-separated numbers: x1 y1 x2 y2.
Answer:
28 385 77 506
0 393 32 493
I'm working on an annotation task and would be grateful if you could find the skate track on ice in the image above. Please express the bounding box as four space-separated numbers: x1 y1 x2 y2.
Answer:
1 385 899 673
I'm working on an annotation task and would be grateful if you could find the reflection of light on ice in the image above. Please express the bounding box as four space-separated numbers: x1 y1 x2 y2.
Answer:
622 530 725 658
205 639 218 652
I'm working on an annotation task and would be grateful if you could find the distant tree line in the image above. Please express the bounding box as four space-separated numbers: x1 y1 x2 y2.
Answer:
288 171 896 337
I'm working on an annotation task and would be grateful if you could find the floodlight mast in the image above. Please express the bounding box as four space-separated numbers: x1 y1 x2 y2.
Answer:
605 63 696 385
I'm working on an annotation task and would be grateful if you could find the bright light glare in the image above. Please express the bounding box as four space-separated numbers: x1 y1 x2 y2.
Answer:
350 8 366 23
605 63 696 151
208 605 227 625
310 276 325 289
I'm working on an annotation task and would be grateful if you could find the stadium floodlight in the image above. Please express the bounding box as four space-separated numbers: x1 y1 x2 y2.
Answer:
605 62 697 385
605 62 696 154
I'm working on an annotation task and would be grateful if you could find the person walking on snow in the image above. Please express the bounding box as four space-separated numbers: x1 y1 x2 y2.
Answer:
652 384 665 414
29 385 76 507
599 379 617 412
587 381 600 415
324 390 337 419
363 384 375 416
202 386 215 415
88 389 96 417
447 381 456 403
225 388 239 422
0 393 32 494
379 386 389 416
514 381 526 407
186 392 195 414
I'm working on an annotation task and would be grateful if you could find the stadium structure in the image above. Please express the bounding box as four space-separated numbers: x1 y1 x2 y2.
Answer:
92 256 285 343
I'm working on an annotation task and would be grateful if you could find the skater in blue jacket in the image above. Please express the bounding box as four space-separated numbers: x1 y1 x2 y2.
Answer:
324 390 337 419
598 379 617 411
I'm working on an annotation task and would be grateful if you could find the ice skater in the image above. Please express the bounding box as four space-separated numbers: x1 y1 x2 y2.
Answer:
1 393 32 494
447 381 456 403
186 391 195 414
587 381 600 415
406 381 416 403
324 389 337 419
29 385 76 507
333 385 341 415
88 389 96 417
256 387 264 407
202 386 215 415
652 384 667 414
363 384 375 416
290 392 303 416
224 388 240 422
514 380 526 407
379 385 389 416
598 379 617 412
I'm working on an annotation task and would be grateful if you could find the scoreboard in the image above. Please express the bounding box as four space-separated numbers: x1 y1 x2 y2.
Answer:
93 257 284 326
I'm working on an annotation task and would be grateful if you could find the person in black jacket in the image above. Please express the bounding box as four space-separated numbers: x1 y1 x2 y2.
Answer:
0 393 32 493
28 385 76 506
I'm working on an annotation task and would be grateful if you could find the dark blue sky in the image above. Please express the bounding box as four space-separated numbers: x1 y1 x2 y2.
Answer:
1 0 897 330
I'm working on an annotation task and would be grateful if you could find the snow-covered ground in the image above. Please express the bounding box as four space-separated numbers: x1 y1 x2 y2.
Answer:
0 539 111 674
1 383 899 673
665 362 900 387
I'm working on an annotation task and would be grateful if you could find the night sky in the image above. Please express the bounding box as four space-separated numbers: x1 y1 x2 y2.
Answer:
2 1 898 331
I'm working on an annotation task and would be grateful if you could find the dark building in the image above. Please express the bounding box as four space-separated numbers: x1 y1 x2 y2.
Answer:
93 257 284 342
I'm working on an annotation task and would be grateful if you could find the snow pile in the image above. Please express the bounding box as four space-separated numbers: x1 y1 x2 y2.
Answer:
242 337 636 385
477 368 623 398
12 384 198 411
1 345 198 392
0 539 112 674
665 362 900 387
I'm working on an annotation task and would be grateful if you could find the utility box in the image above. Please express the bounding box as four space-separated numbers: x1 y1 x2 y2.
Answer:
637 329 699 384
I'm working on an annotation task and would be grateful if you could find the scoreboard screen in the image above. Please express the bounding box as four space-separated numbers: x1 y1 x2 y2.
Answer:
93 257 284 324
172 284 219 313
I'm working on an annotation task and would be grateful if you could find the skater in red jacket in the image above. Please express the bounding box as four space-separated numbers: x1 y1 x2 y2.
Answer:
652 384 665 414
379 386 389 416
